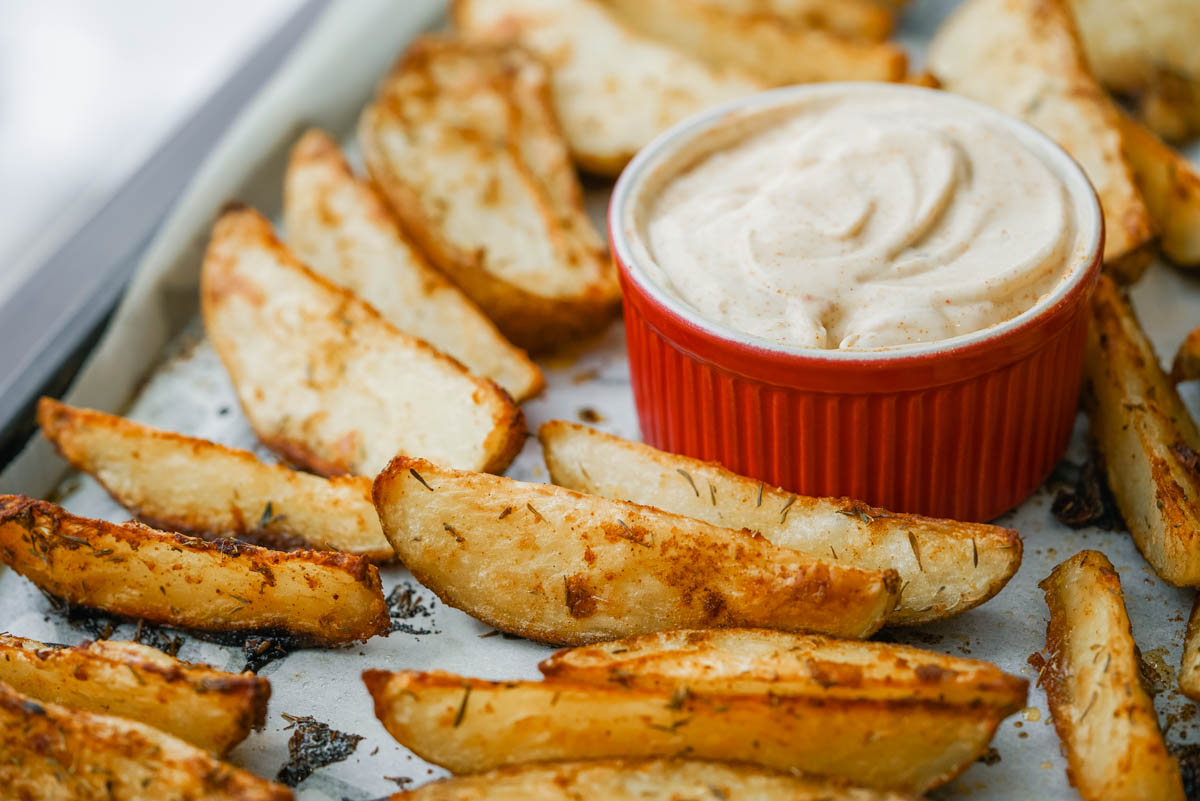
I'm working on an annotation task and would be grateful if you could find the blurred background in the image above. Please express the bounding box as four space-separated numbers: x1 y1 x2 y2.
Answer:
0 0 304 303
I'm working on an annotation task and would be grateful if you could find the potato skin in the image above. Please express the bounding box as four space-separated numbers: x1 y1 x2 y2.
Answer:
0 495 389 645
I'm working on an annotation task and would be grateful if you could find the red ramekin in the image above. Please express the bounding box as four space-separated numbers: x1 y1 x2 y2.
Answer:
609 84 1104 522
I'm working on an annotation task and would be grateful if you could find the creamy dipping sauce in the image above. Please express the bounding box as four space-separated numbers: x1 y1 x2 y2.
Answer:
643 89 1083 350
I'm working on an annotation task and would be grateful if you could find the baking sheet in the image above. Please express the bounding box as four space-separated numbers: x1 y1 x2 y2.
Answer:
5 1 1200 799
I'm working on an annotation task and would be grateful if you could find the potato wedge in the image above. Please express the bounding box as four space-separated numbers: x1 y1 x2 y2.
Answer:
0 633 268 755
37 398 391 561
452 0 763 176
283 130 543 400
0 496 389 645
360 38 620 352
0 678 291 801
1181 595 1200 701
201 205 524 477
1069 0 1200 142
602 0 906 85
390 759 919 801
539 420 1020 625
539 628 1028 711
372 457 900 644
1116 110 1200 268
1172 325 1200 384
364 668 1006 794
927 0 1157 281
1038 550 1184 801
687 0 897 42
1084 274 1200 586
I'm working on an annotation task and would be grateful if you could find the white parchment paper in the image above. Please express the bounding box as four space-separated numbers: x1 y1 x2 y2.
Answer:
4 2 1200 799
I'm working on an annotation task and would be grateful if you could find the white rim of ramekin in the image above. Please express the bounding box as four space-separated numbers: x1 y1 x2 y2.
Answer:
609 82 1104 363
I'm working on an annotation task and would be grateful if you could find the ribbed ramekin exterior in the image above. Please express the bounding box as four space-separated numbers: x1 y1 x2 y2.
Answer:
620 274 1093 522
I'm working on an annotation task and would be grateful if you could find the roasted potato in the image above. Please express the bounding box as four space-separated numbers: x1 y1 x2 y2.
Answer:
927 0 1156 281
1116 110 1200 268
390 759 919 801
1181 595 1200 701
1038 550 1184 801
1069 0 1200 142
0 678 291 801
283 129 543 400
686 0 897 42
452 0 763 175
0 633 268 755
1172 326 1200 384
201 205 525 477
37 398 391 561
539 628 1028 711
372 457 900 644
539 421 1021 624
359 37 620 352
0 496 389 645
364 665 1011 794
601 0 906 85
1085 274 1200 586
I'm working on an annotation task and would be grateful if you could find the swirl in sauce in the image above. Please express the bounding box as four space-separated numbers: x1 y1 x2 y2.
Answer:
645 91 1079 350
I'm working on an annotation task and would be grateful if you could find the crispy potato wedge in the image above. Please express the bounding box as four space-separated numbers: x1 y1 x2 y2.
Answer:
360 38 620 352
1181 595 1200 701
390 759 919 801
1172 325 1200 384
0 678 291 801
0 633 268 755
539 421 1021 625
283 130 543 400
539 628 1028 711
452 0 763 176
364 668 1006 794
1038 550 1184 801
601 0 907 85
0 496 389 645
372 457 900 644
927 0 1157 281
1069 0 1200 142
1085 274 1200 586
37 398 391 561
1116 110 1200 268
201 206 524 477
687 0 897 42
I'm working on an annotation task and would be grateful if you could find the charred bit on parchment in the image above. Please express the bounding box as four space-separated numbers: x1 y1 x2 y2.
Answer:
276 712 364 786
386 581 438 636
1050 449 1126 530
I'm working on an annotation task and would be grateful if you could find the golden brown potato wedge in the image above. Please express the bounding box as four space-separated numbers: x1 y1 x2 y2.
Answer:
452 0 763 176
364 667 1008 794
283 129 543 400
1085 274 1200 586
1116 110 1200 268
1038 550 1184 801
539 628 1028 711
539 421 1021 625
1181 595 1200 701
37 398 391 561
1069 0 1200 142
0 496 389 645
372 457 900 644
201 205 525 477
601 0 906 85
0 678 292 801
927 0 1157 281
1172 326 1200 385
0 633 268 755
390 759 919 801
359 37 620 352
687 0 897 42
